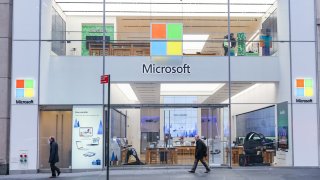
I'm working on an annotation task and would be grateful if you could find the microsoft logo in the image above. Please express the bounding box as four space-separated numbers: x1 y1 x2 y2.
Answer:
16 79 35 98
296 78 313 97
151 23 183 56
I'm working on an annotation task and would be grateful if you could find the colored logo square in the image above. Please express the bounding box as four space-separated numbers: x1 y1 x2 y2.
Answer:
167 24 183 40
16 80 24 88
151 41 167 56
167 41 182 55
296 79 304 88
304 87 313 97
25 80 34 88
25 89 34 98
16 89 24 98
296 88 304 97
304 79 313 87
152 24 166 39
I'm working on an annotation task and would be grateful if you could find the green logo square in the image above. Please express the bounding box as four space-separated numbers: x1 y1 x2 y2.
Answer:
167 24 183 40
25 80 34 88
305 79 313 87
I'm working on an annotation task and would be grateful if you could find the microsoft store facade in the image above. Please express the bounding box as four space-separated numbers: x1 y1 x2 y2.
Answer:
10 0 320 173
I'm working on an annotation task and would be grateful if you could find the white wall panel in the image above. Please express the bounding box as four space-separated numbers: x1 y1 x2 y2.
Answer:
41 0 53 40
11 41 39 104
13 0 40 40
106 56 229 82
230 57 280 81
9 105 38 170
292 104 318 166
291 42 317 103
40 56 280 104
105 56 278 82
277 0 290 41
40 56 103 105
290 0 316 41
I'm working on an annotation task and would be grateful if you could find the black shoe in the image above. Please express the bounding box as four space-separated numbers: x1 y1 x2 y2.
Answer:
188 170 195 173
57 171 61 176
204 169 211 173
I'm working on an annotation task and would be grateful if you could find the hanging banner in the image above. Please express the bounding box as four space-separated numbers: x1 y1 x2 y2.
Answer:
72 106 103 169
277 102 288 150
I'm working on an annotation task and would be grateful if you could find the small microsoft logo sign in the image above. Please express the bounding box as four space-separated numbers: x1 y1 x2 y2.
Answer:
16 79 35 98
151 23 183 56
296 78 313 97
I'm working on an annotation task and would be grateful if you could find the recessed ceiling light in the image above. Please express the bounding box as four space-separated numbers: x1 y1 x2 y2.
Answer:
161 83 225 96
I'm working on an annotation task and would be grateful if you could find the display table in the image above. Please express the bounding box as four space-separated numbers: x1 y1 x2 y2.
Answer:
145 147 177 164
230 146 275 165
121 148 127 163
231 146 244 165
175 146 195 156
263 150 275 164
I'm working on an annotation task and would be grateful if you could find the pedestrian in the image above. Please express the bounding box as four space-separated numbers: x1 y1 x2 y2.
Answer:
48 136 61 178
223 33 236 56
188 135 210 173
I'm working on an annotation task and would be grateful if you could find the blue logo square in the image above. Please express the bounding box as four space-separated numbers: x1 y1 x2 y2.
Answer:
16 89 24 98
151 41 166 56
296 88 304 97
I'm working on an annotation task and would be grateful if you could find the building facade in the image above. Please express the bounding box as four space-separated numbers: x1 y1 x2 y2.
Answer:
0 0 12 175
5 0 320 174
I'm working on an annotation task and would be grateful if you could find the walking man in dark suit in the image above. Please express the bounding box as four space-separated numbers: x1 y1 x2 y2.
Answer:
49 136 61 178
188 135 211 173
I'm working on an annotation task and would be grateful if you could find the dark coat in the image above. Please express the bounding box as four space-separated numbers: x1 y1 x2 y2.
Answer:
49 141 59 163
223 35 237 48
195 139 207 159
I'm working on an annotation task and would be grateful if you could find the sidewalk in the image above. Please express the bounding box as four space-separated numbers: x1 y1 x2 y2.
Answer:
0 167 319 180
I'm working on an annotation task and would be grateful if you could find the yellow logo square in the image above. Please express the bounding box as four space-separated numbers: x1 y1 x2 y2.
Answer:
304 87 313 97
25 88 34 98
167 42 182 55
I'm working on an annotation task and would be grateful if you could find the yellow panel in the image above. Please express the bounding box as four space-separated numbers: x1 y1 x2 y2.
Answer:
305 87 313 97
25 88 34 98
167 42 182 55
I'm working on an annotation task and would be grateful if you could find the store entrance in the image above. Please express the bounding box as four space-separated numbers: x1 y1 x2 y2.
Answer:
39 110 72 170
108 103 231 167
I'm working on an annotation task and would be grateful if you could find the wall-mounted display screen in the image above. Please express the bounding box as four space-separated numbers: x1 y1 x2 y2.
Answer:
141 116 160 132
277 102 288 149
236 106 275 137
163 96 197 138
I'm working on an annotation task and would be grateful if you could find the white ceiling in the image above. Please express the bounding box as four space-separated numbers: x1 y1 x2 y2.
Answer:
127 82 258 104
55 0 277 16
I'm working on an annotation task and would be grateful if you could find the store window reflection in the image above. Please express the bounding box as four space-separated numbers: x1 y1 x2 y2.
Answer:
232 106 277 166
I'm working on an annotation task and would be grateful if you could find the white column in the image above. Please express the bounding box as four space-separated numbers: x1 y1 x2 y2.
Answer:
10 0 40 173
290 0 318 166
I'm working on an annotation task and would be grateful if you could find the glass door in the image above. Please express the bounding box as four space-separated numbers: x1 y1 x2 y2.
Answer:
39 111 72 169
202 107 230 167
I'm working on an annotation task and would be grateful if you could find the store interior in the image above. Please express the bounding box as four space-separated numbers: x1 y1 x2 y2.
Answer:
50 0 278 57
39 82 283 168
107 82 279 167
